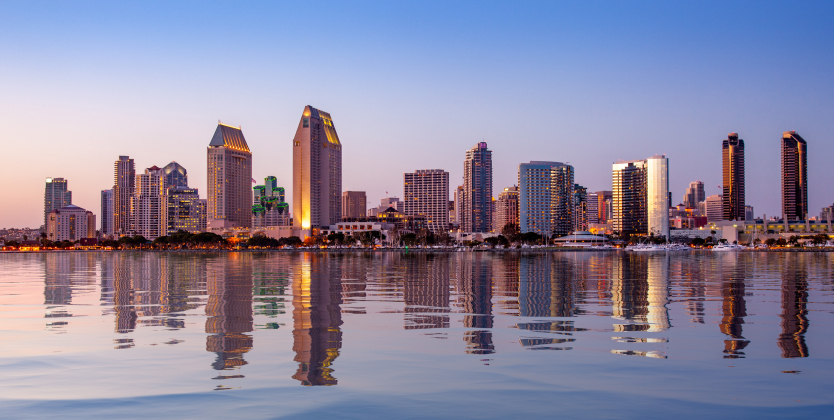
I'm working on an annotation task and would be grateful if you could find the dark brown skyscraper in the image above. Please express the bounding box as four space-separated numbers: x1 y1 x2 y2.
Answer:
722 133 745 221
781 131 808 221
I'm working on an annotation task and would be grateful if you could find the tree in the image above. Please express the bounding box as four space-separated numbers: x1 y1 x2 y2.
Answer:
691 237 705 247
518 232 541 244
501 223 520 243
248 235 280 248
811 233 829 246
484 237 500 248
787 235 800 246
776 237 787 247
765 238 777 247
401 233 417 246
435 231 453 246
327 232 345 245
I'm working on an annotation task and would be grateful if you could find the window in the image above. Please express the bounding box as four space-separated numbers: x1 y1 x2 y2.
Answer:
303 118 309 128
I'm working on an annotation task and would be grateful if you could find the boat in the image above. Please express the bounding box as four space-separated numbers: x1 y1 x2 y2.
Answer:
711 243 741 251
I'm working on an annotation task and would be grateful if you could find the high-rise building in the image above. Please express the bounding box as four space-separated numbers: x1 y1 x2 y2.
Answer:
587 192 599 224
683 181 705 209
646 155 670 239
550 165 575 237
594 191 613 224
293 106 342 231
573 184 588 232
745 205 755 222
705 194 723 222
208 123 253 229
453 185 464 228
519 161 560 236
342 191 367 220
168 187 207 234
722 133 745 221
44 178 72 228
162 161 188 188
252 176 290 228
781 131 808 221
462 142 493 232
113 156 135 235
131 166 167 239
46 205 93 242
100 189 113 237
404 170 449 234
494 186 519 233
612 160 647 235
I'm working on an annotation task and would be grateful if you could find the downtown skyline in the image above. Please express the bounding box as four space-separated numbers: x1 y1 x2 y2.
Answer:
2 1 834 228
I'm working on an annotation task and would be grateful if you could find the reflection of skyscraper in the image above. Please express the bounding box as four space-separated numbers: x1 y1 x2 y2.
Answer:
611 254 650 331
205 255 254 371
404 254 451 329
718 254 748 358
778 254 809 358
645 254 670 332
112 254 137 334
292 254 343 386
458 254 494 354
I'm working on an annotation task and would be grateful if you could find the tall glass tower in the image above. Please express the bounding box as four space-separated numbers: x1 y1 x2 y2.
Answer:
781 131 808 221
646 155 669 239
462 142 493 233
44 177 71 228
722 133 745 221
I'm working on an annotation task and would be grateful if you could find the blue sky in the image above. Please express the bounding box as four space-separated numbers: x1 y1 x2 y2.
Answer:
1 1 832 228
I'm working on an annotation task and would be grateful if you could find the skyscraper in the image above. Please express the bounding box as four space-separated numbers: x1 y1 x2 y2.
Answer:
781 131 808 221
341 191 367 219
594 191 613 224
646 155 670 239
462 142 492 233
403 170 449 233
453 185 464 228
168 187 207 234
722 133 745 221
131 166 167 239
683 181 705 209
612 160 647 235
100 189 113 237
252 176 289 228
550 165 575 237
293 106 342 232
113 156 135 235
587 192 599 224
208 123 253 229
494 186 519 232
705 194 723 222
44 178 72 228
573 184 587 232
162 161 188 188
518 161 565 237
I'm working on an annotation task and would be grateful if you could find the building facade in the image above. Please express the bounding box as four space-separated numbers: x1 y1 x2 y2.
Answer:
462 142 492 232
113 156 135 235
612 160 647 235
404 170 449 234
550 165 575 237
253 177 289 228
646 155 670 239
705 194 723 222
342 191 367 219
46 205 94 242
594 191 613 224
131 166 167 239
781 131 808 221
100 189 113 237
494 186 519 233
163 161 188 188
44 178 72 228
168 187 207 234
573 184 588 233
683 181 705 209
208 123 253 229
722 133 745 221
519 161 563 236
293 106 342 231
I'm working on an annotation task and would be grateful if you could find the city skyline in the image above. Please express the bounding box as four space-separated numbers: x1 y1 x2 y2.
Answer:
2 2 834 228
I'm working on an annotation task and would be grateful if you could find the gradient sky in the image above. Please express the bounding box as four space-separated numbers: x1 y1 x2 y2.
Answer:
1 1 832 228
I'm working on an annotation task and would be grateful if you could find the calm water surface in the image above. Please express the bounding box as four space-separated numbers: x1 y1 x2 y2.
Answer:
1 251 833 419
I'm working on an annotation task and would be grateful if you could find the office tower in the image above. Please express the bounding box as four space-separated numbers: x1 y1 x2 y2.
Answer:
722 133 745 221
44 178 72 228
462 142 493 232
46 204 91 242
162 161 188 188
612 160 647 235
587 192 599 224
453 185 464 227
573 184 588 232
208 122 253 229
745 205 754 222
293 106 342 231
594 191 613 224
646 155 670 239
168 187 207 234
781 131 808 221
252 177 290 228
683 181 705 209
342 191 367 219
549 165 575 237
100 190 113 236
113 156 135 235
494 186 519 232
131 166 167 239
519 161 561 236
404 170 450 234
705 194 723 222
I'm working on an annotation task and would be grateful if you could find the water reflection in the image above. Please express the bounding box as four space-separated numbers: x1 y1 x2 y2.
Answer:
718 253 749 359
779 254 809 358
403 254 450 330
206 254 253 372
292 254 343 386
459 254 494 354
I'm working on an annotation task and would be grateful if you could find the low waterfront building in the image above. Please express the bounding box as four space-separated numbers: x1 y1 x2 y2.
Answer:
46 205 94 242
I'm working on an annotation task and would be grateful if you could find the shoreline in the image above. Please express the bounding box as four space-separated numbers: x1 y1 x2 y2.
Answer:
2 248 833 254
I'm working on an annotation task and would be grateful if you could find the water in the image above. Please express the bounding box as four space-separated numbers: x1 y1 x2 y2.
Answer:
1 251 832 418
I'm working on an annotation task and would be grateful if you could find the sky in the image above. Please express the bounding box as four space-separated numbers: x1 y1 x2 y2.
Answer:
1 0 833 228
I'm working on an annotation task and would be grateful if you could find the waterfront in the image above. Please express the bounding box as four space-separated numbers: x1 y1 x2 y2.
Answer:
1 251 832 418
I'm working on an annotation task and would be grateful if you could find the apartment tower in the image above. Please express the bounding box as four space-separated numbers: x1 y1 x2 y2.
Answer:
722 133 745 221
550 165 575 237
781 131 808 221
131 166 167 239
646 155 670 239
462 142 493 232
519 161 562 237
612 160 647 235
293 106 342 231
44 177 72 228
208 123 253 229
100 189 113 236
494 186 519 232
403 170 449 233
113 156 135 235
341 191 367 219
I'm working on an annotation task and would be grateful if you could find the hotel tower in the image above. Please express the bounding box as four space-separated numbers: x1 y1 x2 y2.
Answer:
293 105 343 232
781 131 808 221
722 133 745 221
207 123 253 229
